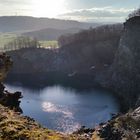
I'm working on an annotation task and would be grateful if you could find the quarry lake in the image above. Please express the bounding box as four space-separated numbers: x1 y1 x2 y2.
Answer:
5 84 120 133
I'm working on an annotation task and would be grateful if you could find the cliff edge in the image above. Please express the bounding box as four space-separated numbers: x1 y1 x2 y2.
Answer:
108 16 140 108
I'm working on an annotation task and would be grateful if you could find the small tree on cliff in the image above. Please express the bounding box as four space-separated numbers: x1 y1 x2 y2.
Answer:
128 8 140 19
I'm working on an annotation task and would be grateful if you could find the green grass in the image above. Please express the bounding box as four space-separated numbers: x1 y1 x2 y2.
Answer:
39 40 59 49
0 33 59 51
0 33 17 50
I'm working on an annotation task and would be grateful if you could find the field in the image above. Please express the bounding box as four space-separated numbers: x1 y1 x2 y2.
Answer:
0 33 17 51
39 40 59 49
0 33 59 52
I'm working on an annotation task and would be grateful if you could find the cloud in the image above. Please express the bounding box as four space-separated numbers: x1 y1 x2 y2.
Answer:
58 7 135 22
0 0 30 5
65 0 140 10
0 0 33 16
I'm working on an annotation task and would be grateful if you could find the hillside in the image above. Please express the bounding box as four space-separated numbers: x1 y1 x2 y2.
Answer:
0 16 100 32
22 28 83 41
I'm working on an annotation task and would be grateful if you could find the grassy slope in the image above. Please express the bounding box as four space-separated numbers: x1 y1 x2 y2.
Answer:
0 104 89 140
0 104 68 140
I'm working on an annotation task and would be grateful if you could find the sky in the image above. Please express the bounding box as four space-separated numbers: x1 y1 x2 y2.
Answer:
0 0 139 22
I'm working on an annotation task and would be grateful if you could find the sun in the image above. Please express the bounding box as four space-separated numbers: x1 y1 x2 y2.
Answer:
31 0 66 18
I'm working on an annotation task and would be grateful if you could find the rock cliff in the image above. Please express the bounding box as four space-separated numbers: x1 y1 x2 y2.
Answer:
0 53 22 111
92 107 140 140
108 16 140 108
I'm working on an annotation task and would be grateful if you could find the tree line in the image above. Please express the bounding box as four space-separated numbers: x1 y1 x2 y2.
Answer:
58 24 123 47
4 36 40 51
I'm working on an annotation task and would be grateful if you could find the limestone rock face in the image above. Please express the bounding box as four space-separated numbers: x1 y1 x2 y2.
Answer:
110 16 140 107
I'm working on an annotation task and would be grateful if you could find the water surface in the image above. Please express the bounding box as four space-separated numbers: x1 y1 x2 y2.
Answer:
5 84 119 133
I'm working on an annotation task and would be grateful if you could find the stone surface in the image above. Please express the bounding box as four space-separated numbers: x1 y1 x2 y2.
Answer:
108 16 140 108
0 53 22 111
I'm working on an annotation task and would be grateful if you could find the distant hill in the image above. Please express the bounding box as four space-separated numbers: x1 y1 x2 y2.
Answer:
22 28 83 41
0 16 100 32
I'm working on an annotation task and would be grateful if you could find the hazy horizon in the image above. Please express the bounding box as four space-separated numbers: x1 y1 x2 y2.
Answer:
0 0 139 22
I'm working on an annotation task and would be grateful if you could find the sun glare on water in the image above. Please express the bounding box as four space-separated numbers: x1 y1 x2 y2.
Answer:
31 0 66 18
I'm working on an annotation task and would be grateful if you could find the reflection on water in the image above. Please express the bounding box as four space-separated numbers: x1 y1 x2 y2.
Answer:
42 102 73 118
5 84 119 133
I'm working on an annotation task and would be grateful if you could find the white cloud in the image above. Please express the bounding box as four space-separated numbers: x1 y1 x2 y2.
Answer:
0 0 137 22
58 7 135 22
0 0 31 5
0 0 33 16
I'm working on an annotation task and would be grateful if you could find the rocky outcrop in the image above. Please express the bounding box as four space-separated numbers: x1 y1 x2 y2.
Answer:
0 53 22 111
107 16 140 108
92 107 140 140
0 53 12 82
